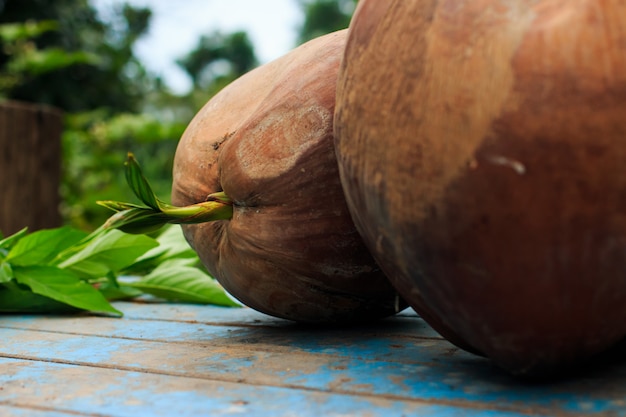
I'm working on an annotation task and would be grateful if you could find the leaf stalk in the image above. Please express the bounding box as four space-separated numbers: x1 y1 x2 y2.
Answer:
97 153 233 234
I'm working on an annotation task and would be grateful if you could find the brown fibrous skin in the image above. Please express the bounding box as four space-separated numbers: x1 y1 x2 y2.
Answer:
334 0 626 375
171 30 405 324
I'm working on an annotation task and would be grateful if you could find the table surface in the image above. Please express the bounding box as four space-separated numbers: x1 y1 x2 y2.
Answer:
0 301 625 417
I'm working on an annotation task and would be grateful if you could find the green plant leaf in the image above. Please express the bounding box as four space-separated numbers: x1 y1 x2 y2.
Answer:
97 154 232 236
0 227 28 252
0 262 13 283
58 229 158 279
98 281 143 301
125 152 161 210
13 265 121 315
5 227 87 266
97 200 146 212
135 225 190 262
124 259 240 307
101 207 171 235
153 225 196 259
96 272 143 301
123 225 197 275
0 281 79 314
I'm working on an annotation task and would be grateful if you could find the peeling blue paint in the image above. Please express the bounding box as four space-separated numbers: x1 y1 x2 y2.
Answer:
0 358 549 417
1 303 625 416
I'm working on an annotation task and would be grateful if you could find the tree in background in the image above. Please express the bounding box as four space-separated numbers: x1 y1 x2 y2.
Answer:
0 0 153 112
296 0 356 45
0 0 181 230
0 20 98 97
0 0 357 231
177 30 257 92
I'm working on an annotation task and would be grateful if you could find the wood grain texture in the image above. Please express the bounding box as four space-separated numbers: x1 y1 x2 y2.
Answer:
0 301 625 416
0 100 63 236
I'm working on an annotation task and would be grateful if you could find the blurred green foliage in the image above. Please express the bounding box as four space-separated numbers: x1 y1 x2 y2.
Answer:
0 0 355 231
178 30 258 92
0 20 98 97
0 0 152 112
297 0 356 44
61 110 187 230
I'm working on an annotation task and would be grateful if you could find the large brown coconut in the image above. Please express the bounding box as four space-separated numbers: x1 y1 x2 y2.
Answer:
334 0 626 374
171 30 404 324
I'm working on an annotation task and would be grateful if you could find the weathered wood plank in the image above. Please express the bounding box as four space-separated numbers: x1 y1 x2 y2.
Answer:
0 404 86 417
0 312 442 353
0 358 548 417
0 100 63 235
1 303 626 416
0 405 83 417
114 301 426 327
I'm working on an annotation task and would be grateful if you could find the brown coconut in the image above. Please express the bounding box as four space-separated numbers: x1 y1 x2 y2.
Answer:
334 0 626 374
171 30 404 324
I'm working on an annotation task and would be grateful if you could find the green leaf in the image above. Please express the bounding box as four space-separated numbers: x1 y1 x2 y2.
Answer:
101 207 171 235
125 152 161 210
153 225 196 259
98 281 143 301
0 227 28 252
97 200 146 212
124 259 240 307
0 281 79 314
13 265 122 315
58 229 158 279
97 154 232 236
0 262 13 283
96 273 143 301
6 227 87 266
123 225 197 275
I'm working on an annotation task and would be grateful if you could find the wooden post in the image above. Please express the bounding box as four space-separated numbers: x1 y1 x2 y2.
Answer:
0 100 63 236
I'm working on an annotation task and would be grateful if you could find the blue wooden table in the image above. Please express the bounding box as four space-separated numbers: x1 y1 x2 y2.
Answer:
0 301 625 416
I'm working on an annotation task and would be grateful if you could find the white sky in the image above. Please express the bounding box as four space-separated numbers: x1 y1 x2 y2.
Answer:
92 0 302 93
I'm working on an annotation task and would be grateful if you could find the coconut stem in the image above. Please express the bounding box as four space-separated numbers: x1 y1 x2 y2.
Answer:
97 153 233 235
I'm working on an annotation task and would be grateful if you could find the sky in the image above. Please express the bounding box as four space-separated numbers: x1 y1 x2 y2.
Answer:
92 0 303 93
